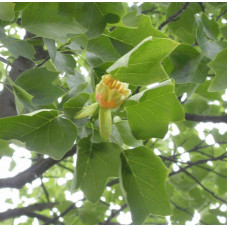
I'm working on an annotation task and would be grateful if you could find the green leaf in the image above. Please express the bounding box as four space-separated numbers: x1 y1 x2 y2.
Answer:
13 84 33 104
0 3 15 21
184 94 209 114
66 71 86 90
120 146 172 224
199 13 220 40
14 3 31 12
22 3 87 42
75 3 126 39
169 44 210 84
86 35 121 67
15 68 65 106
208 49 227 91
0 109 77 160
0 27 35 59
73 136 121 203
0 139 14 157
79 201 108 224
221 25 227 39
44 38 77 74
166 3 201 43
108 15 167 47
13 84 35 115
107 37 179 86
96 2 126 21
63 93 90 119
195 14 227 59
43 38 56 60
114 120 143 147
195 80 224 101
126 80 184 139
54 52 76 75
74 103 99 119
74 3 106 39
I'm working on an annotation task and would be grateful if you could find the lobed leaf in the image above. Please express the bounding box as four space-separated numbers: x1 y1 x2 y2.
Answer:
0 109 77 160
120 146 172 224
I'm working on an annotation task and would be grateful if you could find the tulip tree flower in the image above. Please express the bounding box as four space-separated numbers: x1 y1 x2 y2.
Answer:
96 74 131 141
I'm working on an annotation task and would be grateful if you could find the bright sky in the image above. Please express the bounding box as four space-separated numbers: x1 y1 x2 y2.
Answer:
0 13 227 225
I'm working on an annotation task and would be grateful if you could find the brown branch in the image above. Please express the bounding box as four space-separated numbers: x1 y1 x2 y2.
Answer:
0 145 76 189
169 153 227 177
0 202 57 222
35 56 50 68
185 113 227 123
106 178 119 187
25 212 63 225
196 165 227 179
44 203 76 225
100 204 127 225
180 167 227 204
158 2 190 30
198 2 205 12
141 7 157 14
171 200 208 225
56 163 74 173
0 56 13 67
216 8 227 21
40 176 50 202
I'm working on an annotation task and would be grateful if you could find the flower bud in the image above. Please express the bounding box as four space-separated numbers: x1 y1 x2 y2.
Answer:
95 74 131 109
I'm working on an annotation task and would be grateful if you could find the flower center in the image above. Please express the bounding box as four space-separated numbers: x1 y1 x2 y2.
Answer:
102 74 129 95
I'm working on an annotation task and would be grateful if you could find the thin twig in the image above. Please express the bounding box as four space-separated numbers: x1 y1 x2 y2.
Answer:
185 113 227 123
196 165 227 179
44 203 76 225
106 178 119 187
169 153 227 176
26 212 64 225
0 203 58 222
158 3 190 30
179 167 227 204
56 163 74 173
141 7 157 14
0 56 12 65
35 56 50 68
131 86 141 96
216 8 227 21
0 146 76 189
171 200 208 225
100 204 127 225
198 2 205 12
40 176 50 202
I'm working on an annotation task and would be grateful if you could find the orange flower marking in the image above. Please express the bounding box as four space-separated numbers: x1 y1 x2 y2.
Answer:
95 74 131 109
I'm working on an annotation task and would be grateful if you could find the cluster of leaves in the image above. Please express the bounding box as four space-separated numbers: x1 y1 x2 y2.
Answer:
0 2 227 225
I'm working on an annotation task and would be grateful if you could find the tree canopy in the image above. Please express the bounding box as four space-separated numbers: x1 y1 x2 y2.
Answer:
0 2 227 225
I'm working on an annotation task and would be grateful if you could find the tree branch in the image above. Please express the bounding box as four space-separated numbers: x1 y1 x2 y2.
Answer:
40 176 50 202
44 203 76 225
106 178 119 187
158 3 190 30
25 212 63 225
0 56 13 67
180 168 227 204
171 200 208 225
168 153 227 177
185 113 227 123
198 2 205 12
100 204 127 225
56 163 74 173
196 165 227 179
0 202 57 222
216 8 227 21
0 145 76 189
141 7 157 14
